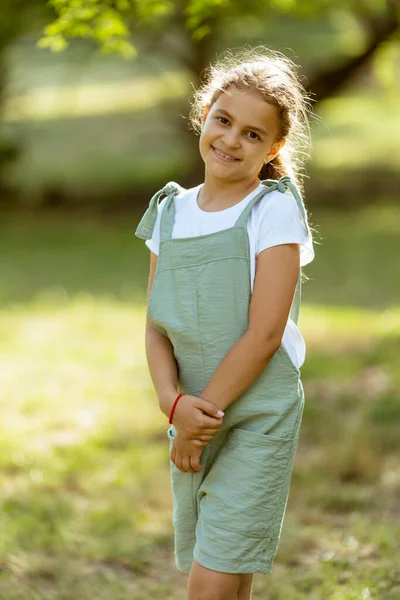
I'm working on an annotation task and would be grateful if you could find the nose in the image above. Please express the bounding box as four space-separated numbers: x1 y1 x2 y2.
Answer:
222 128 241 149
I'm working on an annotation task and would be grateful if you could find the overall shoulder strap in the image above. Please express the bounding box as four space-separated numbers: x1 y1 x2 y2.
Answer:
135 181 185 241
261 175 311 237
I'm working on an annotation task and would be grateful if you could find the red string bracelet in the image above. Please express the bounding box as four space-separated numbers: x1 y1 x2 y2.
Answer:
169 392 184 424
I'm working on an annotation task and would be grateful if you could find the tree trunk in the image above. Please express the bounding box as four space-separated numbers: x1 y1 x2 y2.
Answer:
308 2 399 102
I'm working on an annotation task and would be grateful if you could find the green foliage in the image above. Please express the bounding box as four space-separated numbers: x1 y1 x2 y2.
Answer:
184 0 229 37
39 0 138 58
39 0 400 58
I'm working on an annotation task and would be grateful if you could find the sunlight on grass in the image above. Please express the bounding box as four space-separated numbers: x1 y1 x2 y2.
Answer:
0 294 399 597
1 296 398 440
0 297 162 445
302 304 400 351
0 206 399 597
311 93 400 169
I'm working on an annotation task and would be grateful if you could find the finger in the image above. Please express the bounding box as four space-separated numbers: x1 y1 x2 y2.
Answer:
200 411 224 422
190 455 202 472
192 433 214 443
202 415 223 429
197 399 224 419
181 456 191 473
197 434 214 442
175 454 183 472
191 438 207 448
198 427 221 436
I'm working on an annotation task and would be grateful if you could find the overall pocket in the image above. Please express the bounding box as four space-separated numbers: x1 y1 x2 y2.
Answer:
197 428 294 539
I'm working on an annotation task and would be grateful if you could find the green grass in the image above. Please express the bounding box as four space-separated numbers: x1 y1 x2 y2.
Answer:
1 201 399 308
311 93 400 171
0 205 399 598
307 203 400 308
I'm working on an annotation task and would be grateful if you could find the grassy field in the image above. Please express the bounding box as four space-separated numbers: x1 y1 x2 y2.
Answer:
0 202 399 599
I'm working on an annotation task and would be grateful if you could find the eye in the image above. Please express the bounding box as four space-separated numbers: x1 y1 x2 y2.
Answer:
247 131 261 140
216 116 230 125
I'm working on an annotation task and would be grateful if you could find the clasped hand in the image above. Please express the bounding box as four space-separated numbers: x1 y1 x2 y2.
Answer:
170 394 224 473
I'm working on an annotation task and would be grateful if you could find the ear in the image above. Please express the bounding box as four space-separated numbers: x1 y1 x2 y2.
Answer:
264 139 286 163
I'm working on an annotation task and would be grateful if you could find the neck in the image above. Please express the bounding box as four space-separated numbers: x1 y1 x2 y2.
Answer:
199 172 261 210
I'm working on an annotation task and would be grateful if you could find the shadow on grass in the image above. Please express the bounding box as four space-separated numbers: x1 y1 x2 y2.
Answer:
1 200 400 308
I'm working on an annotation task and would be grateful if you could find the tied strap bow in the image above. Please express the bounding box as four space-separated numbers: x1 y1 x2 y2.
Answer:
261 175 311 237
135 181 184 240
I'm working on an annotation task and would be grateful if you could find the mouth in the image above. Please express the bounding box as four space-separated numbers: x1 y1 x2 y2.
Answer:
211 146 240 162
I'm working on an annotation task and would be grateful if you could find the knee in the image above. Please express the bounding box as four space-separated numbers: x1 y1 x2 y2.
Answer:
187 590 231 600
187 560 241 600
188 579 238 600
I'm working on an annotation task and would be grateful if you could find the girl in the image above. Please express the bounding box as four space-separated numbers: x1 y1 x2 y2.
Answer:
135 47 315 600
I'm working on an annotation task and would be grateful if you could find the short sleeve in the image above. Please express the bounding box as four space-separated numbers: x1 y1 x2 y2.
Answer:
144 196 168 256
257 191 314 267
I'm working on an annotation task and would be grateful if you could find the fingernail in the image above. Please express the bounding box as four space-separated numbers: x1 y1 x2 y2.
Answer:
217 410 224 417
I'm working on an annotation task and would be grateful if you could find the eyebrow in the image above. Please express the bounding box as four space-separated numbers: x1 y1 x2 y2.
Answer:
214 108 268 136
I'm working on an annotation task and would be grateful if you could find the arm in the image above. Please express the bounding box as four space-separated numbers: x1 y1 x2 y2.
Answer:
198 243 301 412
145 251 224 428
145 250 179 417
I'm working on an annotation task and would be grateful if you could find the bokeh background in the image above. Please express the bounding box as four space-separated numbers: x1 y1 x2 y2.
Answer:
0 1 399 599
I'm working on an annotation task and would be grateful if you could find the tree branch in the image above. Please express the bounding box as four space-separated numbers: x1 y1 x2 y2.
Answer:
308 0 400 102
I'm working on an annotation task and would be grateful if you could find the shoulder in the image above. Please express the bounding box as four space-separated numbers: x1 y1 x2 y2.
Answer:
253 188 308 232
253 188 315 266
256 188 301 218
157 183 196 210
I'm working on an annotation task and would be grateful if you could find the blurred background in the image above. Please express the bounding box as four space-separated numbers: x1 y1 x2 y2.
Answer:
0 1 399 599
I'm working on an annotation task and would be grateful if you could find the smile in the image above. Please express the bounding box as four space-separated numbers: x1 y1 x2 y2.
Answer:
212 146 240 162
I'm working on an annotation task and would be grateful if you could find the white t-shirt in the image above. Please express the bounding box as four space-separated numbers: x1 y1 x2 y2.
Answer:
145 182 315 369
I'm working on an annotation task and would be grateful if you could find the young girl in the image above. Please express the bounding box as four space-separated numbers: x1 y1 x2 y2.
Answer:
135 47 315 600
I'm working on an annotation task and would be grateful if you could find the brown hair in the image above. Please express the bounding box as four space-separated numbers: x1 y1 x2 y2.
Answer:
188 46 315 193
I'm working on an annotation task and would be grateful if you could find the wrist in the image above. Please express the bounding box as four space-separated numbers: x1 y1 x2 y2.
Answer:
198 390 224 413
159 388 181 418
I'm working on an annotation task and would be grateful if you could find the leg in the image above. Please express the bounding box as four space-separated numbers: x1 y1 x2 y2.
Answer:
187 560 241 600
237 574 254 600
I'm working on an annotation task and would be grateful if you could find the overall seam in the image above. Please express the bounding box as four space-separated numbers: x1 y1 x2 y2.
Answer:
156 256 247 273
196 286 208 392
193 286 207 519
200 517 267 540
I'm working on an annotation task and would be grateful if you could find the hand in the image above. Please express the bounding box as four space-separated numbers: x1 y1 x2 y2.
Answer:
170 430 204 473
172 394 224 444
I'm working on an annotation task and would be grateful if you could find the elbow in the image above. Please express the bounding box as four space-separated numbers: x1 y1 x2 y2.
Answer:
246 328 282 359
145 320 161 345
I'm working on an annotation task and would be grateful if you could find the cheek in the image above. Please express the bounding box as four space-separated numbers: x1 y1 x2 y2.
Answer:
199 132 209 161
199 124 215 151
200 121 212 139
244 141 263 158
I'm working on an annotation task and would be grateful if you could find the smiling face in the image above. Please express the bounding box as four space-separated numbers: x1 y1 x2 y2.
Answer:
199 86 285 185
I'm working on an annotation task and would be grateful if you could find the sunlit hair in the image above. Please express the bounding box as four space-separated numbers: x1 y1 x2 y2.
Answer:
189 46 315 192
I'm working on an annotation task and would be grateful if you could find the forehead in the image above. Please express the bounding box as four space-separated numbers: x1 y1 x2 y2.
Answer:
212 87 279 126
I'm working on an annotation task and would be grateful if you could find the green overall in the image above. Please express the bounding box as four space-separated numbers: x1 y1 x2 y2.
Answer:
135 176 310 574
